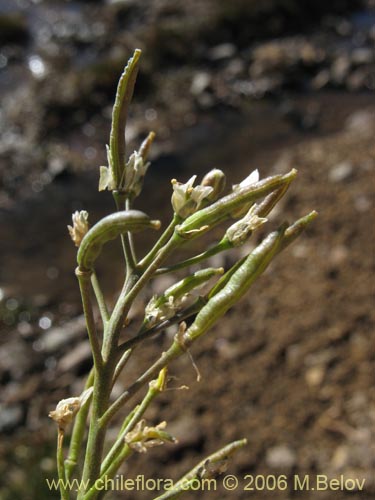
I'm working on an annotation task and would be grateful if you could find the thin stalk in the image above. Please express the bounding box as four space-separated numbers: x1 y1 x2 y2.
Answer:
76 269 103 370
82 446 133 500
100 340 184 427
155 240 229 275
113 191 136 273
153 439 247 500
116 297 206 355
102 233 181 361
112 348 134 388
78 365 113 499
125 198 137 263
138 214 181 271
57 429 70 500
91 272 109 325
100 380 160 476
65 369 95 481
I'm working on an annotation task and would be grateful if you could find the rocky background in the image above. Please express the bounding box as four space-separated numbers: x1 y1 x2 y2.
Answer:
0 0 374 499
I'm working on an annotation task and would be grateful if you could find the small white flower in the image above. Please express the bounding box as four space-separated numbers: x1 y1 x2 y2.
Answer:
233 169 259 191
171 176 213 218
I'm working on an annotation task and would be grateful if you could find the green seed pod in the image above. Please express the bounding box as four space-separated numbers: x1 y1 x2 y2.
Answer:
77 210 160 271
184 227 286 343
177 169 297 238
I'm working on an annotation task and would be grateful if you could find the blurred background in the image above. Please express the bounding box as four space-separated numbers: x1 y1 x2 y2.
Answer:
0 0 374 498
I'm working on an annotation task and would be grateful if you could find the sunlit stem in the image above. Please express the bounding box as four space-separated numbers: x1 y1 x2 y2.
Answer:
154 439 247 500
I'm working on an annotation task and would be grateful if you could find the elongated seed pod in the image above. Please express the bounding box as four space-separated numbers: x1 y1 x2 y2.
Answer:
109 49 141 188
184 227 286 343
160 267 224 304
77 210 160 271
177 169 297 237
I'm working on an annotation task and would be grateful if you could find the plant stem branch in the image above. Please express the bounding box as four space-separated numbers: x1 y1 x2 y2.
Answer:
57 429 70 500
100 340 183 427
138 214 181 271
91 272 109 325
153 439 247 500
102 233 181 361
155 240 228 275
100 379 160 476
113 191 136 274
65 369 95 481
116 297 206 355
76 269 103 370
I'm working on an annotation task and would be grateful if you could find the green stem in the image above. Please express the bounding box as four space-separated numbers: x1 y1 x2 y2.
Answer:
112 348 134 388
153 439 247 500
91 272 109 325
82 446 133 500
100 340 183 427
102 232 182 361
113 191 136 273
100 380 160 477
138 214 181 271
65 369 95 481
57 429 70 500
78 365 113 499
155 240 229 275
76 269 103 370
125 198 137 263
116 297 206 355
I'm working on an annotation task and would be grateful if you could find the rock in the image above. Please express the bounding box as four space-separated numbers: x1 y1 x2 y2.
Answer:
57 340 91 373
331 56 351 85
351 48 373 65
266 445 296 469
347 68 371 91
331 444 350 470
224 58 245 78
0 403 23 432
305 365 325 388
312 69 330 89
190 72 211 95
208 43 236 61
39 315 86 353
329 162 353 182
345 110 375 136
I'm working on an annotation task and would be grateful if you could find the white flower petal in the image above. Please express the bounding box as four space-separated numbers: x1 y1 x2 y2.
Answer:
239 169 259 188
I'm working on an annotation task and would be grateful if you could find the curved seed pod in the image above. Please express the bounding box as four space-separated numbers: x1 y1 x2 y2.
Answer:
184 227 286 343
77 210 161 271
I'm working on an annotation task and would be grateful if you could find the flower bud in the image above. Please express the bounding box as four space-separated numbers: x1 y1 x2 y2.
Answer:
201 169 226 202
125 420 176 453
67 211 89 247
225 204 267 247
49 387 93 431
145 268 223 326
